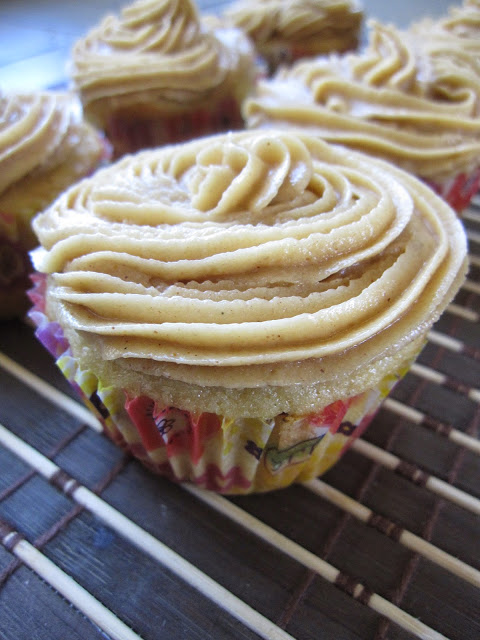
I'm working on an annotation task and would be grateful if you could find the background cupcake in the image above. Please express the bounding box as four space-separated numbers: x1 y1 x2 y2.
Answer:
244 20 480 213
70 0 257 158
411 0 480 58
223 0 363 74
0 90 109 320
29 129 466 493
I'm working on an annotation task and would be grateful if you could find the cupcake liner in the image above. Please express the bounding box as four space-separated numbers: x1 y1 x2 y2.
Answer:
106 96 245 158
0 211 33 318
28 275 414 494
426 166 480 214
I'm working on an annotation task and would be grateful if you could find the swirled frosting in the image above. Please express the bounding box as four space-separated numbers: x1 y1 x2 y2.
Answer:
245 20 480 180
412 0 480 57
71 0 255 122
225 0 362 48
32 130 466 416
0 91 104 236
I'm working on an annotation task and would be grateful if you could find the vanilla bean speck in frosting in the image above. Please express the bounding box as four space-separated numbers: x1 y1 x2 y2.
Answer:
32 130 467 417
244 20 480 182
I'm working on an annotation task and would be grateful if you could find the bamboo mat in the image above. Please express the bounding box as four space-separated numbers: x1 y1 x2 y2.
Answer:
0 199 479 639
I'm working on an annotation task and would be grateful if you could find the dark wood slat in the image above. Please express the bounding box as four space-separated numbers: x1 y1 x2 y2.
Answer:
0 565 109 640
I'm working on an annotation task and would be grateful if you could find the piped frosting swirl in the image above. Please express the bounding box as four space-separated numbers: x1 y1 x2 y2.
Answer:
245 21 480 180
71 0 253 116
0 92 83 195
32 129 466 417
225 0 362 46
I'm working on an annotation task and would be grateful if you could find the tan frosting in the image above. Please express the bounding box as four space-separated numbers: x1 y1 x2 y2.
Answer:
410 1 480 106
225 0 362 45
0 91 103 230
0 92 79 195
245 21 480 180
71 0 254 120
32 130 466 416
412 0 480 56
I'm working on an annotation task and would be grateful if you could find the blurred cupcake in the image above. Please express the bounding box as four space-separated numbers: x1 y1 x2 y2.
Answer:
244 21 480 213
411 0 480 59
0 91 109 320
29 130 466 494
223 0 363 74
70 0 256 158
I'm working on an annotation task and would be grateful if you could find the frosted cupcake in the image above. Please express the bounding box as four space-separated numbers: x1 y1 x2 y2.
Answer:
0 91 109 320
223 0 363 74
244 21 480 213
70 0 256 158
411 0 480 59
29 130 466 493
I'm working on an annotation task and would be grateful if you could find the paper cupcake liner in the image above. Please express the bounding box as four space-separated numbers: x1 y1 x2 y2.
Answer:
106 96 245 158
0 211 33 318
426 166 480 214
28 274 413 494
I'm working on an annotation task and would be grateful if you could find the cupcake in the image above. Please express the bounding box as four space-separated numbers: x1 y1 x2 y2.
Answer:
223 0 363 74
70 0 256 158
0 91 109 320
411 0 480 58
244 20 480 213
29 130 467 494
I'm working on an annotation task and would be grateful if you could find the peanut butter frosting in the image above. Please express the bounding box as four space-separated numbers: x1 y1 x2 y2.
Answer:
224 0 362 48
0 91 104 241
245 21 480 181
32 130 466 417
410 1 480 103
412 0 480 57
71 0 255 121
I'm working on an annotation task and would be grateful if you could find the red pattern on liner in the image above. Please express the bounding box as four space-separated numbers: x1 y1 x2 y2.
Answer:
428 167 480 214
125 396 222 465
107 96 244 157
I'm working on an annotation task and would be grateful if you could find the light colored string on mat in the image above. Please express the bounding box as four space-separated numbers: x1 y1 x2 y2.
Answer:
0 519 143 640
350 438 480 516
303 479 480 589
466 228 480 245
445 303 479 322
462 210 480 225
409 362 480 404
383 397 480 455
0 423 297 640
0 422 450 640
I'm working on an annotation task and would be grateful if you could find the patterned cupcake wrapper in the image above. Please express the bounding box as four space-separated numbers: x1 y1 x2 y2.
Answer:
28 273 415 494
426 167 480 214
106 96 245 158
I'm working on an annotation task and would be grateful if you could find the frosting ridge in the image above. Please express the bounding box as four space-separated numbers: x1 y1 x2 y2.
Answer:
71 0 253 115
244 21 480 179
32 130 466 397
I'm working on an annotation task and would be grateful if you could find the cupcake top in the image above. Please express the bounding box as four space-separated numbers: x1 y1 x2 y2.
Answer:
244 20 480 181
0 91 104 222
32 129 466 416
412 0 480 57
71 0 255 120
224 0 362 47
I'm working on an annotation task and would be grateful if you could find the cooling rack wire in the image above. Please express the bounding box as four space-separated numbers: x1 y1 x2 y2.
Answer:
0 199 479 640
